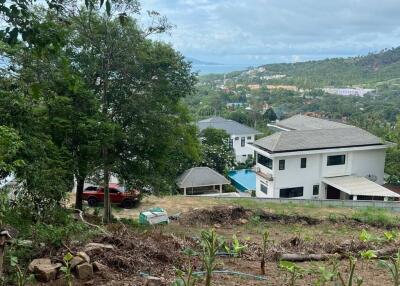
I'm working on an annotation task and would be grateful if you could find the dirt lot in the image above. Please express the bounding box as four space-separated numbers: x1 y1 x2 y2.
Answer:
56 196 400 285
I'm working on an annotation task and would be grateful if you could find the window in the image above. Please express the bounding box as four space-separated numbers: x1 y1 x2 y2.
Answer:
247 136 252 140
280 187 304 198
241 137 245 147
301 158 307 168
327 155 346 166
257 154 272 169
279 159 285 170
260 184 268 195
235 137 239 140
313 185 319 196
109 188 119 194
229 139 233 149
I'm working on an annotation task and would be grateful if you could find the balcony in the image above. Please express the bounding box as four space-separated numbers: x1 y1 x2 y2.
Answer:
253 166 273 181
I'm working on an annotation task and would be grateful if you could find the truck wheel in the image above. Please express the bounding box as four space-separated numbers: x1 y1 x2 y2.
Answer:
87 197 98 207
121 199 134 209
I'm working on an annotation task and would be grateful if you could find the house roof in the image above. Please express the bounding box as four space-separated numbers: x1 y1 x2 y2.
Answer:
176 167 230 188
275 114 352 131
322 176 400 198
253 126 383 153
197 117 261 135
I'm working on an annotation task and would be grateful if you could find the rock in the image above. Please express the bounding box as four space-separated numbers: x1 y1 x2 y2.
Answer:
213 223 221 228
34 262 62 282
76 262 93 280
92 261 108 272
145 276 166 286
28 258 52 273
77 251 90 263
70 256 85 269
84 242 114 252
239 218 248 224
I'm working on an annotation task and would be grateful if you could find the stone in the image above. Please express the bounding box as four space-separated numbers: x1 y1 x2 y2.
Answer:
77 251 90 263
145 276 166 286
70 256 85 269
76 262 93 280
92 261 108 272
84 243 114 252
34 262 62 282
239 218 248 224
28 258 52 273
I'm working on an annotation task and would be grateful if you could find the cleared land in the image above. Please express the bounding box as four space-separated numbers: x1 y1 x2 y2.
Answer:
48 196 400 285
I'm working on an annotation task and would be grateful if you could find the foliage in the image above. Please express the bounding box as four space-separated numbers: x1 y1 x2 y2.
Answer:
200 229 223 286
172 248 198 286
314 261 339 286
337 257 363 286
384 231 397 242
279 260 304 286
379 250 400 286
352 208 398 227
9 256 35 286
386 116 400 184
201 128 229 146
60 252 74 286
359 229 372 243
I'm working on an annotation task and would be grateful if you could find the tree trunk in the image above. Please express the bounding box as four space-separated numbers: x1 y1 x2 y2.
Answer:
279 253 336 262
75 176 85 210
103 147 111 223
0 235 5 279
260 255 265 275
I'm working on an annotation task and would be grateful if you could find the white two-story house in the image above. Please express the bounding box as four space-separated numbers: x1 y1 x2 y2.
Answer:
198 117 261 163
250 115 399 200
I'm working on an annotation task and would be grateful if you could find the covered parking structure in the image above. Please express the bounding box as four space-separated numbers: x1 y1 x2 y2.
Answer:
176 167 231 195
322 176 400 201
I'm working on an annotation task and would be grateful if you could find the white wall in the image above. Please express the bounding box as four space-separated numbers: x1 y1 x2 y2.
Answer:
255 147 387 199
231 134 255 162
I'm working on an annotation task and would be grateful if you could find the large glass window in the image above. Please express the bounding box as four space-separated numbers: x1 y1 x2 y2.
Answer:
260 184 268 195
257 154 273 169
313 185 319 196
279 159 285 170
327 155 346 166
280 187 304 198
241 137 245 147
301 158 307 168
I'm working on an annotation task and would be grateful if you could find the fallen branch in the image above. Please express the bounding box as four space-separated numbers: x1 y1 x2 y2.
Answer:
74 209 110 236
280 253 339 262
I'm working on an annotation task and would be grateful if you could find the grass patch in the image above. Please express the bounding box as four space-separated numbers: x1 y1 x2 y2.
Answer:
352 207 400 226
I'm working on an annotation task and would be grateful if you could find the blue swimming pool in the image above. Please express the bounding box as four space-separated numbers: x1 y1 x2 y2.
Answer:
228 169 256 192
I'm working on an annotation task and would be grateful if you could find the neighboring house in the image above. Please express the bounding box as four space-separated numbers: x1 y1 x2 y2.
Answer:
250 114 400 201
197 117 261 163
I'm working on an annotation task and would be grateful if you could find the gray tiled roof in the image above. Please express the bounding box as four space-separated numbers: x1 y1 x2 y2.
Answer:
276 114 352 130
253 127 383 153
176 167 230 188
197 117 261 135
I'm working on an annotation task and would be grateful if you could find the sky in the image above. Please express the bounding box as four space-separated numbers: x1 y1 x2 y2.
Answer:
140 0 400 66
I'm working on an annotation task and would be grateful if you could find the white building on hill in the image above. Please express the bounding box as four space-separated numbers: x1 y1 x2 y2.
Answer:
250 115 399 201
197 117 261 163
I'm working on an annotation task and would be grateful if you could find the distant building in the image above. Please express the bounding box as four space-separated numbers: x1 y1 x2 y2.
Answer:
266 85 298 92
197 117 261 163
226 102 245 110
248 84 261 90
322 87 374 97
260 74 286 80
250 115 399 200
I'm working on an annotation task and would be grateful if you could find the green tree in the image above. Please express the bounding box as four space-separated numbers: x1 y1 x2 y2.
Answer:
386 117 400 184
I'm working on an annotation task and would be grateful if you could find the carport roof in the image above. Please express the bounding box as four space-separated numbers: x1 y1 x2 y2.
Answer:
176 167 230 188
322 176 400 198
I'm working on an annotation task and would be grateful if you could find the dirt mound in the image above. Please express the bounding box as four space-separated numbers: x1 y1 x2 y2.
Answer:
257 211 321 225
87 227 196 280
179 205 252 226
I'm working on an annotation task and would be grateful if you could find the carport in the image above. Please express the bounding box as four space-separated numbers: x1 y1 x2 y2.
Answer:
322 176 400 201
176 167 231 195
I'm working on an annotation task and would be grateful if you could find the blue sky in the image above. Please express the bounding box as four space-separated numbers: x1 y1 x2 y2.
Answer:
140 0 400 65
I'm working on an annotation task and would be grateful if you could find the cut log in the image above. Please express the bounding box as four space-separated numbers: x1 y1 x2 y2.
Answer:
374 247 399 258
280 253 338 262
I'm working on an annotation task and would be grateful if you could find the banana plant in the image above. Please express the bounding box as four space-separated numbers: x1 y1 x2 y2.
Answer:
60 252 74 286
279 260 304 286
261 230 269 275
231 234 246 258
338 256 363 286
172 248 198 286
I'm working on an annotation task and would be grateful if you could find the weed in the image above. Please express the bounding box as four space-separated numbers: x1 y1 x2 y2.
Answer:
10 256 35 286
279 260 304 286
337 256 363 286
352 208 398 227
379 250 400 286
60 252 74 286
384 231 397 242
359 229 372 243
360 250 376 269
173 248 198 286
314 260 339 286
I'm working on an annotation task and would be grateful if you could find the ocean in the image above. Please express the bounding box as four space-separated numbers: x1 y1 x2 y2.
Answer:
191 64 251 75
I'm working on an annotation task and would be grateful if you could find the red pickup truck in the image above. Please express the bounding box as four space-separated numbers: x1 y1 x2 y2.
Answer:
82 183 141 208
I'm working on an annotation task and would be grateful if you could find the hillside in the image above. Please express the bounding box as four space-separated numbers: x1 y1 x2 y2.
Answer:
203 47 400 88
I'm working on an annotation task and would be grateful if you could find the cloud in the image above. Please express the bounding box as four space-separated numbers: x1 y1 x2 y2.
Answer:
140 0 400 64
